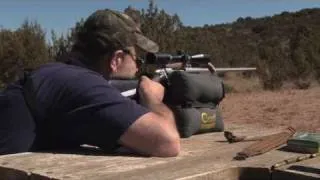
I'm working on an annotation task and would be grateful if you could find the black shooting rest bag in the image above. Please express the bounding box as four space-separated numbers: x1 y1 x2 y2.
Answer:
163 71 225 138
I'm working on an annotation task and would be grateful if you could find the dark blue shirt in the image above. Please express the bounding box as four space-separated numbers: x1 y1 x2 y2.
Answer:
0 81 36 154
1 55 149 154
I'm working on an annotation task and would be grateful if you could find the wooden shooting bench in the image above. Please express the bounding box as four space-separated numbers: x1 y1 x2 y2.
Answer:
0 124 319 180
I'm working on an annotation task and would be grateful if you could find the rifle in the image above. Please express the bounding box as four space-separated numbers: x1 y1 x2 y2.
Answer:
109 52 256 99
109 52 209 98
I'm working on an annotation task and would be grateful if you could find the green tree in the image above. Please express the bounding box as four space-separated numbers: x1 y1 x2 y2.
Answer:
16 19 50 69
0 29 24 86
49 18 85 61
0 20 49 87
140 0 183 52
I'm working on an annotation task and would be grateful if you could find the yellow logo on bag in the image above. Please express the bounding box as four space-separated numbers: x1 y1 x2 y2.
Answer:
200 112 216 130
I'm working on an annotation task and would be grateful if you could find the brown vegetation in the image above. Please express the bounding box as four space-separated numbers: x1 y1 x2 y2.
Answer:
1 1 320 91
221 76 320 132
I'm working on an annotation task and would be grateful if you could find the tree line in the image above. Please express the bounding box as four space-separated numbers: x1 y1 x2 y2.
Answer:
1 1 320 90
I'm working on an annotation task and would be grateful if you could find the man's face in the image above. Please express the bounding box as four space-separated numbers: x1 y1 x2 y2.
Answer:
110 46 139 79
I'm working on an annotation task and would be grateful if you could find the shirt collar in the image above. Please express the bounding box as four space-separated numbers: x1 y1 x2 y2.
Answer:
63 52 89 69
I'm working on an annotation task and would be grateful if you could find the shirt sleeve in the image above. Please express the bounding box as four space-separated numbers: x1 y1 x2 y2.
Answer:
59 71 150 151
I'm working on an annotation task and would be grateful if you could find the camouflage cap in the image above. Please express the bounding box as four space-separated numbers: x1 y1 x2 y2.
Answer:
79 9 159 53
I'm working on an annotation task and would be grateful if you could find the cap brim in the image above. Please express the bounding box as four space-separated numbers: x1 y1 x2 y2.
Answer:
135 33 159 53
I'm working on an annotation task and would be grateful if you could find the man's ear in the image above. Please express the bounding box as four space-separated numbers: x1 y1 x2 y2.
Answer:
110 50 124 72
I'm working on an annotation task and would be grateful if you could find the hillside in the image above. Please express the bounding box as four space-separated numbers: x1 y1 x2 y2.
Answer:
175 8 320 90
1 4 320 90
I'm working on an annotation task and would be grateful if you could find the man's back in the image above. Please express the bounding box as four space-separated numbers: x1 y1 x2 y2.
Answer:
1 60 150 154
0 80 36 155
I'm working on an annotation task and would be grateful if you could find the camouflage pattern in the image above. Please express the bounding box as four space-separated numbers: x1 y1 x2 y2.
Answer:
79 9 159 53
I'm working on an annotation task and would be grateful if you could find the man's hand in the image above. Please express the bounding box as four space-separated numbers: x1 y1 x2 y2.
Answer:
138 76 164 106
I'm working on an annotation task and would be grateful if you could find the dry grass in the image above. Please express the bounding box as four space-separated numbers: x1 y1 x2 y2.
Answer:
221 72 263 93
220 73 320 132
221 72 320 93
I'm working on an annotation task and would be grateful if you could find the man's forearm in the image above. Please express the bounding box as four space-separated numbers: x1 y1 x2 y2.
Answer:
146 102 178 131
148 102 174 119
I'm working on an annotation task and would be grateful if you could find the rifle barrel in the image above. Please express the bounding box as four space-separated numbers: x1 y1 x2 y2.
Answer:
214 67 257 72
155 67 257 74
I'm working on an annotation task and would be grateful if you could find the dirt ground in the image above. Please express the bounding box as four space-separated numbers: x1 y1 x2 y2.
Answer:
220 86 320 132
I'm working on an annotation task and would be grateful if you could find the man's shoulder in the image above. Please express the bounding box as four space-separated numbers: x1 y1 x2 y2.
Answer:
33 62 103 82
28 62 110 95
37 62 99 75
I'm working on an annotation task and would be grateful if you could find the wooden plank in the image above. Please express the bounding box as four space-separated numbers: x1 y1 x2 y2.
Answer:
272 157 320 180
0 125 305 180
